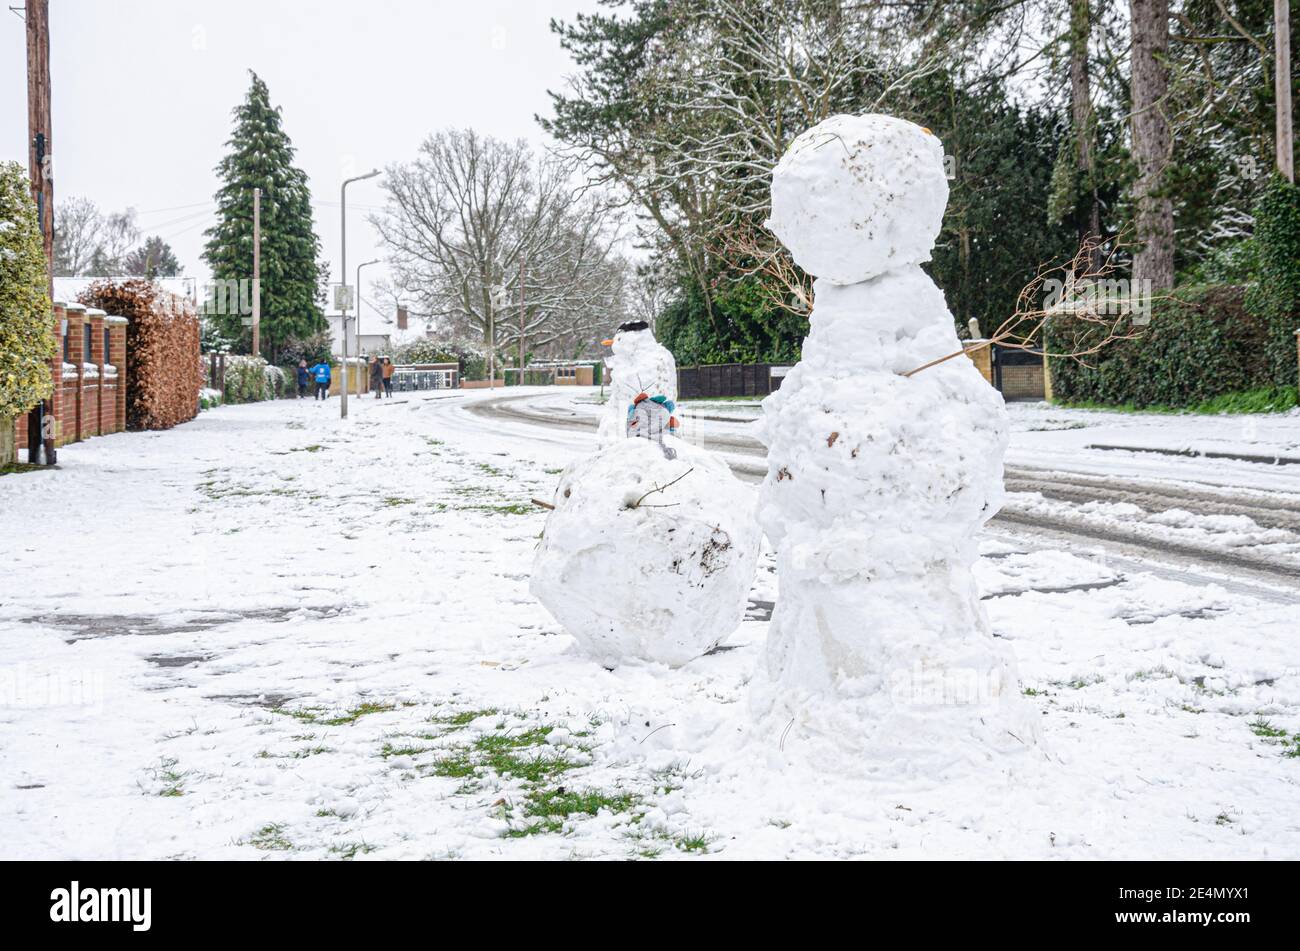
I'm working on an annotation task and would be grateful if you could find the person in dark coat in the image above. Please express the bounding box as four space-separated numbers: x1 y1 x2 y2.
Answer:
296 360 311 399
369 355 384 398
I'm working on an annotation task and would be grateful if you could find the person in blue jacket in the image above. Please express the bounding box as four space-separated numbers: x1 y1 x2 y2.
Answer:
310 361 332 400
296 360 311 399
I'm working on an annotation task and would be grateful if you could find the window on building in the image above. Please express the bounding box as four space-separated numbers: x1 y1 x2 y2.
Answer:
84 323 93 364
63 323 70 363
104 327 112 365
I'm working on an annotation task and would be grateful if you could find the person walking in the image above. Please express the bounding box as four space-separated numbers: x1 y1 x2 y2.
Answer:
382 357 395 398
296 360 311 399
310 360 332 400
369 355 384 399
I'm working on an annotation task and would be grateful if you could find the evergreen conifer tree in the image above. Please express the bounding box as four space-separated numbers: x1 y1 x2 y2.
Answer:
203 71 326 358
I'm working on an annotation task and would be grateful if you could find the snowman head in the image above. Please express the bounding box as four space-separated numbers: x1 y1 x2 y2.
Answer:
766 113 949 285
601 321 652 353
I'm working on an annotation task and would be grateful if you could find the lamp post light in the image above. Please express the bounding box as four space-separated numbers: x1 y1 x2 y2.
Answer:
340 169 381 419
357 258 380 393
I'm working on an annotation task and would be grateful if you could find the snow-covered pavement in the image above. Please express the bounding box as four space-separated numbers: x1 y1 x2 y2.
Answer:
2 389 1298 859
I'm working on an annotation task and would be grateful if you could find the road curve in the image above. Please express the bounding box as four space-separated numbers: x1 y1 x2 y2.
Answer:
466 392 1300 587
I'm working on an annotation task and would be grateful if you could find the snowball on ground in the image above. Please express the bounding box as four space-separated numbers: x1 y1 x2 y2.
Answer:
531 438 760 668
766 113 949 284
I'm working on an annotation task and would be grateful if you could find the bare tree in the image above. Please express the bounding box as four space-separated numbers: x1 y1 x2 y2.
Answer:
904 234 1156 378
373 130 627 367
52 195 102 276
89 209 140 274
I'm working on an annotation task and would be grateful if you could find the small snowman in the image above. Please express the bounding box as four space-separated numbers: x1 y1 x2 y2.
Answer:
598 321 678 444
531 381 759 669
753 114 1037 772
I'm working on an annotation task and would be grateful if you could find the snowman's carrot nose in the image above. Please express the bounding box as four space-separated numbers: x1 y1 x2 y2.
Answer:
601 339 614 347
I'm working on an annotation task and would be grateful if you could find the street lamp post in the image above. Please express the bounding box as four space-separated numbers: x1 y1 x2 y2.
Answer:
356 258 380 392
340 169 380 419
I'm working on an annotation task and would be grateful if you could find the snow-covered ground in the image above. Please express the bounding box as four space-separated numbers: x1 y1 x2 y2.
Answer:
2 388 1298 859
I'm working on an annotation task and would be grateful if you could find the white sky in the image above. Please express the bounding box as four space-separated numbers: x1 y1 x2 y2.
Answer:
1 0 605 326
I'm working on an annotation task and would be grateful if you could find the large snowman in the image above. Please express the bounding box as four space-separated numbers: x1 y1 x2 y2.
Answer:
754 114 1037 774
597 321 678 445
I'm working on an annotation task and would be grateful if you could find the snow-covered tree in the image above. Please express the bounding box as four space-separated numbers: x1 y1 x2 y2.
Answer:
202 71 327 359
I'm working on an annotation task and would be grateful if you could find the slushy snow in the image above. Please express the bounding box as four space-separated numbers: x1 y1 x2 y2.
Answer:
531 437 761 668
755 114 1037 773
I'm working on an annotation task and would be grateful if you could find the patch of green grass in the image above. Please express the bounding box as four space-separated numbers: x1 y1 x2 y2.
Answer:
381 497 416 508
474 727 554 752
427 748 477 779
474 731 576 783
525 788 639 821
500 787 640 839
1054 674 1104 690
0 462 51 478
1059 386 1298 416
475 462 508 478
675 833 712 854
1284 737 1300 759
249 823 293 851
1022 687 1046 697
430 708 499 730
273 701 404 727
503 818 566 838
329 841 376 860
152 757 188 797
1249 717 1288 739
258 746 333 760
462 502 534 516
380 741 438 759
414 718 579 785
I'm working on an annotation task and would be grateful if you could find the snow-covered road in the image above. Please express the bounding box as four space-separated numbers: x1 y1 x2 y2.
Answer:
473 389 1300 588
2 388 1298 859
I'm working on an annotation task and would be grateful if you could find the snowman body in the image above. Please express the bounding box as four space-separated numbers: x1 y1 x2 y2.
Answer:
599 324 678 445
756 114 1036 772
530 437 760 668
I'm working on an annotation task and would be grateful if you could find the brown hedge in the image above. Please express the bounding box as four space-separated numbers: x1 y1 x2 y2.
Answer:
78 280 202 431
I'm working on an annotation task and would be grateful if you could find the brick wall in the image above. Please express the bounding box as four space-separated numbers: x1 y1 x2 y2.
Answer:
16 301 129 454
964 341 994 385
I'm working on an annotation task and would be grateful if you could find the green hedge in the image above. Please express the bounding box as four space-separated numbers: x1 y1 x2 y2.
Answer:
1246 175 1300 386
0 161 55 425
1046 285 1275 408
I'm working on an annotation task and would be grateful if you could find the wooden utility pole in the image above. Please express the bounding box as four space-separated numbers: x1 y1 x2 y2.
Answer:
26 0 55 465
252 187 262 358
1278 0 1294 182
